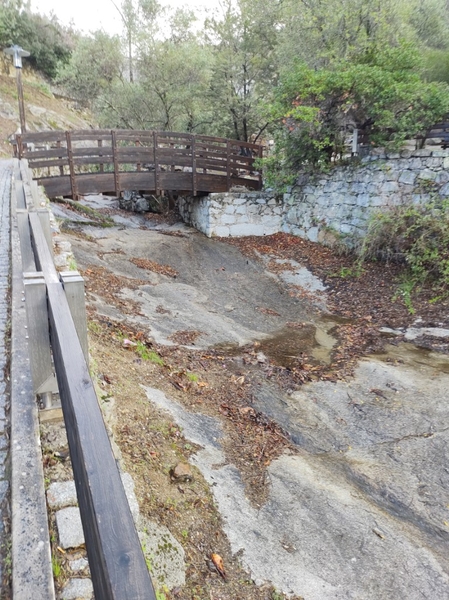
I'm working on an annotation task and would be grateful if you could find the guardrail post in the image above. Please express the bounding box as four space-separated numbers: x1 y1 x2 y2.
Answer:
60 271 89 366
15 178 26 209
16 209 35 272
23 271 58 403
37 209 53 257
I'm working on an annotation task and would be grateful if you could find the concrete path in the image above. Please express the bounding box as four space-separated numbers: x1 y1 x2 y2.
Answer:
0 160 12 590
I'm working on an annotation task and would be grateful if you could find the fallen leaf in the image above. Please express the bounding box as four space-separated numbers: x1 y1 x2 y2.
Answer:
211 553 226 579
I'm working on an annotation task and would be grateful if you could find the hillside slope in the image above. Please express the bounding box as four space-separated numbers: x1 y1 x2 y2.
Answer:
0 64 94 157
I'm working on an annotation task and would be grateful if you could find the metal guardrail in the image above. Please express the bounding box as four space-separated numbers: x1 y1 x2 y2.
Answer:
14 129 264 199
13 160 156 599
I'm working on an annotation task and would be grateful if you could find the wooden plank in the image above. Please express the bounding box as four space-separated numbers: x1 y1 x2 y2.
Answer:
20 131 66 143
73 156 114 167
65 131 78 200
117 172 155 188
28 211 156 600
22 147 67 160
69 130 114 141
158 172 192 189
28 158 68 169
116 148 155 160
36 176 72 198
75 174 115 195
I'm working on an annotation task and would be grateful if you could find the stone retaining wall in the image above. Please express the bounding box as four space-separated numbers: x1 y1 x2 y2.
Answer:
178 190 283 238
178 148 449 242
283 148 449 242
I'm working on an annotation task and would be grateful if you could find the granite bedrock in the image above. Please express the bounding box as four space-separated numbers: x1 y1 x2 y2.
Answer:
177 148 449 242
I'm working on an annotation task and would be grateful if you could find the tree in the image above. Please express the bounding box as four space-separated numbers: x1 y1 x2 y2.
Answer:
263 43 449 185
56 31 124 107
205 0 281 141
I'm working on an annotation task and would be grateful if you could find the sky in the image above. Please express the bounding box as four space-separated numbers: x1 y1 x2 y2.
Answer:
30 0 215 35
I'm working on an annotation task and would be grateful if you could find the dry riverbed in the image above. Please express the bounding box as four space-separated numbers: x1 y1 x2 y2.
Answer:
51 196 449 600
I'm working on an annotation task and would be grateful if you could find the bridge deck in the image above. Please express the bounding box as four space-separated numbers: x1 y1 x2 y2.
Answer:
15 130 264 199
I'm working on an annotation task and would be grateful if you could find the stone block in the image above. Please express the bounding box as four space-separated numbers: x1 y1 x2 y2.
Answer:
56 507 85 549
69 558 89 573
369 196 385 207
356 194 371 207
60 578 93 600
413 149 432 157
417 169 437 181
212 226 230 237
381 181 399 193
439 183 449 196
229 223 263 236
436 171 449 185
222 214 237 225
235 206 247 215
398 171 416 185
224 204 235 215
340 223 354 234
233 197 247 205
306 227 319 243
47 480 77 509
425 157 443 168
139 519 185 590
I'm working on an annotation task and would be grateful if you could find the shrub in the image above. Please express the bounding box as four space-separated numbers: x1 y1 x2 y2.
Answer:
357 198 449 297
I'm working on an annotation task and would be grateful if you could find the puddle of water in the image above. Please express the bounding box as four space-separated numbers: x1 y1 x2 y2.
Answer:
216 315 346 368
374 342 449 374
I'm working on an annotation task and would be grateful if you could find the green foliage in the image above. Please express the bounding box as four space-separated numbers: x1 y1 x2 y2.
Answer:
358 198 449 304
51 555 62 578
263 43 449 185
56 31 124 106
136 341 151 360
0 1 72 79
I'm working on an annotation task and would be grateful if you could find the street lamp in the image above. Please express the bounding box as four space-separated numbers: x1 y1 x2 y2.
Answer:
3 45 30 133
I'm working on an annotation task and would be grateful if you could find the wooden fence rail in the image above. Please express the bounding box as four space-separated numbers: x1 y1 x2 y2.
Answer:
16 162 157 599
14 130 264 199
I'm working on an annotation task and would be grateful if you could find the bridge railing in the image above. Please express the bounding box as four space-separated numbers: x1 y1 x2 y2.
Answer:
14 130 264 199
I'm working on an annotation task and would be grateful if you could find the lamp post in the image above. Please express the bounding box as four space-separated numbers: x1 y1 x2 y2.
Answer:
3 45 30 133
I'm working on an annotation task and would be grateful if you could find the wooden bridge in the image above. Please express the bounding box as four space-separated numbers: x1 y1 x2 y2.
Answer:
14 130 264 199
